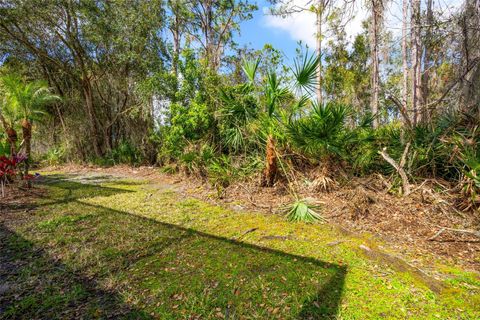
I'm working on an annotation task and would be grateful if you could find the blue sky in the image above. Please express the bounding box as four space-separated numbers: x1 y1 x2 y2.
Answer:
235 0 301 61
233 0 464 63
233 0 370 62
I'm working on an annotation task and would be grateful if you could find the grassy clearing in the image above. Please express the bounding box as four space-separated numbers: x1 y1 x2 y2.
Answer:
0 173 479 319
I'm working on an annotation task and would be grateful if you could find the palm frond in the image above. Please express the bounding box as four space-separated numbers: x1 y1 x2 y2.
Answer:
242 57 260 84
296 94 311 109
283 199 323 223
0 74 57 121
287 102 350 158
265 71 290 117
292 51 320 95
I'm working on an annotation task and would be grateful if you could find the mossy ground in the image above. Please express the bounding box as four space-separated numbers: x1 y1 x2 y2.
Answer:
0 172 479 319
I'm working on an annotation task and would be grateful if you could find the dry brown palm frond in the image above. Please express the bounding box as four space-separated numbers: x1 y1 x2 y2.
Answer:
455 174 480 212
309 164 338 192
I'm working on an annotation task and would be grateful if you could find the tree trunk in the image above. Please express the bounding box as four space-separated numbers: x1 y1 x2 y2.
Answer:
422 0 433 122
21 118 32 187
82 78 102 157
103 127 112 153
261 135 277 187
460 0 480 114
172 27 180 76
171 0 181 77
0 112 7 132
204 0 215 70
402 0 409 124
316 1 323 105
0 113 17 156
6 127 17 156
410 0 422 125
370 0 381 128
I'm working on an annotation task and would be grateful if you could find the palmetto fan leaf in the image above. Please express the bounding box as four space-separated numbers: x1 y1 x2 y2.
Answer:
223 126 246 152
219 89 257 123
287 102 350 158
292 52 320 95
242 57 260 84
218 85 259 152
290 94 311 119
284 199 323 223
265 71 290 117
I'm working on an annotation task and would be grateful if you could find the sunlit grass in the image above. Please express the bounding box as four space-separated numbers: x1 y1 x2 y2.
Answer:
1 173 479 319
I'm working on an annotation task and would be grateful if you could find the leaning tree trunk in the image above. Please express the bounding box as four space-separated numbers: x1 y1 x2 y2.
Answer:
261 135 277 187
21 118 32 187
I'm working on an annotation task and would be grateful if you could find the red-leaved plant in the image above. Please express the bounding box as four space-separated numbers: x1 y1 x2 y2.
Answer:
0 154 26 197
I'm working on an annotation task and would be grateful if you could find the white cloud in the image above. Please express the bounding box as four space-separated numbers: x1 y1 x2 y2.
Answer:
262 0 369 48
343 4 369 39
262 2 317 48
262 0 464 47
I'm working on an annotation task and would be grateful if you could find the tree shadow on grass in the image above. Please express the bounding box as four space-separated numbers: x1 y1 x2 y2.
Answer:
32 174 136 208
1 176 346 319
43 173 145 186
0 223 153 320
1 174 135 214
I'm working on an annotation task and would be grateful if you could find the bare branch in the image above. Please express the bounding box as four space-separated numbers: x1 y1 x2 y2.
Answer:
378 146 411 196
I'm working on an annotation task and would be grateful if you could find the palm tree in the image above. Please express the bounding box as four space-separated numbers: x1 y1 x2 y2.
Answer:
241 52 320 187
0 75 58 186
0 85 19 157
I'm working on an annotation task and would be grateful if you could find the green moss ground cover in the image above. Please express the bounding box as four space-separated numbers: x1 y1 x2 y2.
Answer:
0 172 478 319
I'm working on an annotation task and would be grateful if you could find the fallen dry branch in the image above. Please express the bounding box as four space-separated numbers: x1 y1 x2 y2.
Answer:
429 227 480 241
378 143 411 196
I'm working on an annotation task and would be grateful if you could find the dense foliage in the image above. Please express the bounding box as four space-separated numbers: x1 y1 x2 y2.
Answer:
0 0 479 214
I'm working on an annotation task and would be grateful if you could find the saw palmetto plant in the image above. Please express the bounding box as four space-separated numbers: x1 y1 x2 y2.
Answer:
283 198 324 223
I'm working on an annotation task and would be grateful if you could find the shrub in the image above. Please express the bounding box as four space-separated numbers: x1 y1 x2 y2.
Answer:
207 154 236 188
349 120 403 174
460 148 480 210
41 146 66 166
217 84 259 153
160 101 213 160
286 102 351 161
0 154 26 196
207 154 262 196
0 133 9 156
109 140 142 165
178 143 215 176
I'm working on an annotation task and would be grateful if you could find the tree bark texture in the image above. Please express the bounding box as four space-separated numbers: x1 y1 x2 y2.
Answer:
402 0 409 124
262 135 277 187
21 118 32 187
370 0 382 128
410 0 422 125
